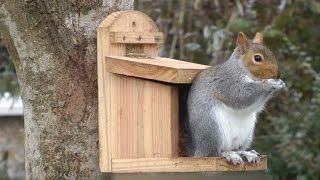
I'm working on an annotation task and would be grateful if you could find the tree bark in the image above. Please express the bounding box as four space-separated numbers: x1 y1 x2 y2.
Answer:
0 0 133 179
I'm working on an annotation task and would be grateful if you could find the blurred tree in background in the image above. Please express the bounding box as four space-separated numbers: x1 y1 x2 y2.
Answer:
136 0 319 179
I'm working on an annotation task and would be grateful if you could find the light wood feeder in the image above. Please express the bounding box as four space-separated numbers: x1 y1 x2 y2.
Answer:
98 10 267 173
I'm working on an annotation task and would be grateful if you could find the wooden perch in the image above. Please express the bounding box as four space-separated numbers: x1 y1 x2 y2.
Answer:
112 156 267 173
106 56 209 84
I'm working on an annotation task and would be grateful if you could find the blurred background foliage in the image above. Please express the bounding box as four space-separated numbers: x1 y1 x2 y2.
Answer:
0 39 19 97
135 0 319 179
0 0 319 179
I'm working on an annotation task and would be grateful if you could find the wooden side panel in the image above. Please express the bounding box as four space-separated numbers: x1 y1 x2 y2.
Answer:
109 75 178 158
111 156 267 173
98 11 127 172
97 28 112 172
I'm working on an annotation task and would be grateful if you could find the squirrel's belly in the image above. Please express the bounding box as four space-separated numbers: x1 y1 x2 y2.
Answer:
212 104 257 152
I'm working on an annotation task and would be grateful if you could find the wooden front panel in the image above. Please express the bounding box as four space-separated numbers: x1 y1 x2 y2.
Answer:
108 74 178 159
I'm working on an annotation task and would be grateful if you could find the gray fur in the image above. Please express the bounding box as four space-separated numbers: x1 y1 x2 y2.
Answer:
185 51 284 157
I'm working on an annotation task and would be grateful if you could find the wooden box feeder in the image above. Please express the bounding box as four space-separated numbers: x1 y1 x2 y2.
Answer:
98 10 267 173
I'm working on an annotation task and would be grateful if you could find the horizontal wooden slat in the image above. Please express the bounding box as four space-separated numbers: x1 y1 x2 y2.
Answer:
106 56 209 84
110 32 164 44
111 156 267 173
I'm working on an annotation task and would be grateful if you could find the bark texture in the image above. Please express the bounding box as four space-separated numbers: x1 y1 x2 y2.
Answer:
0 0 133 179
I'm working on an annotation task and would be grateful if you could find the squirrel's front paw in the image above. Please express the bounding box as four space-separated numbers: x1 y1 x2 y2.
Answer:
263 79 286 90
222 151 244 165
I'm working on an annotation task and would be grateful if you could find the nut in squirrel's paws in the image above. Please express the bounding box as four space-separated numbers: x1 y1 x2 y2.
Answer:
263 78 286 89
222 151 244 165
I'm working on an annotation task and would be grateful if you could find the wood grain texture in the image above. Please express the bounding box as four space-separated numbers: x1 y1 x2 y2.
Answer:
109 75 178 159
97 24 113 173
110 32 164 44
106 56 209 84
98 10 129 172
111 156 267 173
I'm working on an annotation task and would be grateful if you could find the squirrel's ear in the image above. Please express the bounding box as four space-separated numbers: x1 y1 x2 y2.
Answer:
237 32 249 54
253 32 263 44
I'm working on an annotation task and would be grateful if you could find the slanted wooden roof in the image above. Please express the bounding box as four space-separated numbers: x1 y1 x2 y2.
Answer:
106 56 209 84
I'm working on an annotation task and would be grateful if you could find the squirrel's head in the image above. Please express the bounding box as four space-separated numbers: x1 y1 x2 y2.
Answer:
236 32 279 80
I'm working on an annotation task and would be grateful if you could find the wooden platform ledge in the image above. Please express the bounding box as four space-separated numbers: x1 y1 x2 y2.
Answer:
106 56 209 84
111 156 267 173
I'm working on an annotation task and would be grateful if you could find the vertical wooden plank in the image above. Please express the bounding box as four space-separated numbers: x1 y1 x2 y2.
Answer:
97 27 112 172
142 82 154 158
151 83 171 157
170 87 179 157
98 11 124 172
136 80 145 158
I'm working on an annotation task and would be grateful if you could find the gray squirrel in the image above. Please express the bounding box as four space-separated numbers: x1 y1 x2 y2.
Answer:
185 32 285 165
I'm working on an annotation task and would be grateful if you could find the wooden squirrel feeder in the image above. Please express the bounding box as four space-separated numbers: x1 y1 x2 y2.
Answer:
97 10 267 173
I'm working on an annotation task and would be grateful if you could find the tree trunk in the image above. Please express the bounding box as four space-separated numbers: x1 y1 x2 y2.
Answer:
0 0 133 179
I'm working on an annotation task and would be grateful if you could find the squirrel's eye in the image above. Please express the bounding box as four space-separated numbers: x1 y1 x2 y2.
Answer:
254 55 262 62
